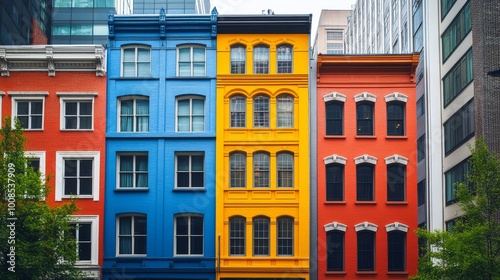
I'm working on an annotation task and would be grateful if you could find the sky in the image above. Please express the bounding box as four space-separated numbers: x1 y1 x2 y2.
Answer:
210 0 357 35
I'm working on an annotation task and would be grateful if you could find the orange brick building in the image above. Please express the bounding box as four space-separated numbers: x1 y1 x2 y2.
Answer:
314 54 419 279
0 45 106 279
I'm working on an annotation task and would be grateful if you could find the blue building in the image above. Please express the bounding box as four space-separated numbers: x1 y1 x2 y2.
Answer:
103 9 217 280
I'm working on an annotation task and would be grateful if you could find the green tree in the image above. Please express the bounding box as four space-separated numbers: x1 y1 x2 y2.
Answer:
413 138 500 280
0 116 83 279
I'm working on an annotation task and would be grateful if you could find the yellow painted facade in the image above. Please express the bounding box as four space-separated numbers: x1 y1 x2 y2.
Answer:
215 32 310 279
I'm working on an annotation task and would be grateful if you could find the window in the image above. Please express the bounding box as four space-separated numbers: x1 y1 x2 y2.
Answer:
177 97 205 132
357 102 374 136
62 99 93 130
277 44 292 73
357 230 375 271
56 152 99 201
277 152 293 188
122 46 151 77
327 230 344 271
277 95 294 127
119 97 149 132
230 152 246 188
14 99 43 130
229 216 246 256
175 215 203 255
253 95 270 128
443 49 473 107
387 164 406 201
178 46 206 76
417 135 426 162
445 159 470 205
441 0 457 19
357 164 374 201
326 163 344 201
117 154 148 189
253 45 269 74
118 215 146 255
418 180 426 206
416 97 425 118
326 101 344 135
444 100 474 155
442 2 471 61
176 153 204 188
388 230 406 271
387 102 405 136
230 96 246 128
277 217 293 256
230 44 246 74
253 152 270 188
253 216 270 256
327 31 343 40
69 216 98 264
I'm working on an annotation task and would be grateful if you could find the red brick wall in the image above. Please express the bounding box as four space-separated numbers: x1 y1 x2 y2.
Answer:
31 19 47 45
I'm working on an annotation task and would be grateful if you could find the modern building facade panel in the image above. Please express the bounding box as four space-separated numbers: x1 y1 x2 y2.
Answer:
133 0 210 14
0 0 51 45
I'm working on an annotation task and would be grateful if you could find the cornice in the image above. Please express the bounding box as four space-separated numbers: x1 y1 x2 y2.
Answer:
216 74 308 86
0 45 105 77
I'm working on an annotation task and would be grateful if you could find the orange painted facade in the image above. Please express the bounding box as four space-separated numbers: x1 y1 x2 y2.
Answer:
1 64 106 278
315 54 419 279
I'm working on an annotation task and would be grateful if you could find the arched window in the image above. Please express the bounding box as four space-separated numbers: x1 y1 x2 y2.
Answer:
230 44 246 74
119 97 149 132
253 95 269 128
277 152 293 188
253 152 270 188
277 216 294 256
253 216 270 255
253 44 269 74
230 152 246 188
277 95 294 127
121 46 151 77
230 96 246 128
277 44 293 73
229 216 246 255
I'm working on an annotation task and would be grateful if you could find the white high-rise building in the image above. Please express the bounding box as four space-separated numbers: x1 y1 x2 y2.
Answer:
313 10 351 56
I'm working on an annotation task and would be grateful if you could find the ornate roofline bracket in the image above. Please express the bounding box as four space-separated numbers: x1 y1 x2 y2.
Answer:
0 48 8 76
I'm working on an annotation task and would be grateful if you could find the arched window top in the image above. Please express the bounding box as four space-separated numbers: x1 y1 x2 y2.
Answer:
229 94 247 100
254 43 270 48
384 154 409 165
324 222 347 232
121 43 151 49
277 215 294 220
230 43 246 48
230 150 246 156
354 154 378 165
253 94 270 100
354 221 378 232
354 92 377 103
385 92 408 103
253 215 270 220
174 212 204 217
323 92 347 103
177 43 206 48
229 215 246 220
385 222 409 232
323 154 347 165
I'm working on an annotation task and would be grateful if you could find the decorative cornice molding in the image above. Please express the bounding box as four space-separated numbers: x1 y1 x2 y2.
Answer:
323 92 346 103
385 92 408 103
355 221 378 232
0 45 106 77
385 222 409 232
323 154 347 165
384 154 409 165
324 222 348 232
354 92 377 103
354 154 378 165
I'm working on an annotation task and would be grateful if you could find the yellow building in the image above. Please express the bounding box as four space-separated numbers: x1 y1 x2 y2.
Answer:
215 14 312 280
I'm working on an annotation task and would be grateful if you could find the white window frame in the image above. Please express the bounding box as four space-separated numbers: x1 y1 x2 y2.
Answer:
70 215 99 265
57 92 97 131
176 45 206 77
9 91 48 130
175 96 205 132
121 46 151 77
276 95 294 128
175 152 205 189
116 214 147 256
0 91 4 127
116 153 149 189
174 214 204 256
24 151 46 200
117 96 149 132
55 151 100 201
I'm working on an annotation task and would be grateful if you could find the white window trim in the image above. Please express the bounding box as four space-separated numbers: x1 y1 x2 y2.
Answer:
58 95 96 131
175 152 205 189
116 153 149 189
354 92 377 103
354 154 378 165
0 91 4 128
55 151 100 201
384 92 408 103
175 96 206 132
176 45 207 76
24 151 46 200
323 154 347 165
120 46 151 77
324 221 348 232
116 214 147 256
117 96 149 133
10 92 48 130
323 92 346 103
385 222 409 232
354 221 378 232
174 214 204 256
70 215 99 265
384 154 409 165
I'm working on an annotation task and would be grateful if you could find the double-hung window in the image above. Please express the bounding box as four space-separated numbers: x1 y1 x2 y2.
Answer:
122 46 151 77
253 95 269 128
177 97 205 132
229 216 246 255
69 215 98 265
326 163 344 201
178 46 206 76
357 230 375 271
326 101 344 135
277 95 294 128
277 44 293 73
387 102 405 136
176 153 204 188
277 152 293 188
327 230 345 271
117 215 147 255
230 96 246 128
118 154 148 189
56 151 100 201
387 163 406 201
253 216 270 256
119 97 149 132
62 100 93 130
388 230 406 271
230 152 246 188
14 99 44 130
175 215 203 255
253 45 269 74
277 216 294 256
357 102 374 136
357 164 375 201
253 152 270 188
230 44 246 74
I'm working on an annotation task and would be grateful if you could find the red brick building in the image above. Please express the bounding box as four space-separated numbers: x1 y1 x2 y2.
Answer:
315 54 419 279
0 45 106 279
